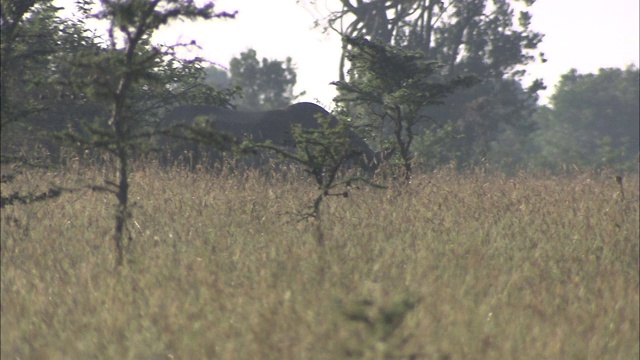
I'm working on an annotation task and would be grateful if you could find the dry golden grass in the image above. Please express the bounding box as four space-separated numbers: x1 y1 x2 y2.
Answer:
1 162 638 359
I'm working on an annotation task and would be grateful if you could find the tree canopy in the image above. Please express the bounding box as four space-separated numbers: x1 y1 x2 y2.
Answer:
333 36 478 181
229 49 303 111
1 0 238 266
531 66 639 172
308 0 546 168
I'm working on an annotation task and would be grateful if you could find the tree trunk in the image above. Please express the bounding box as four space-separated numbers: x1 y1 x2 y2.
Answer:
113 147 129 267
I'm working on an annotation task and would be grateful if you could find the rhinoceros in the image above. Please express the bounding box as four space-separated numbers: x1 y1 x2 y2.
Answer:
158 102 384 172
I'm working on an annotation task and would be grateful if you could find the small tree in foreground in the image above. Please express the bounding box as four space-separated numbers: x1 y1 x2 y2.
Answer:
59 0 235 267
333 36 478 183
252 111 383 245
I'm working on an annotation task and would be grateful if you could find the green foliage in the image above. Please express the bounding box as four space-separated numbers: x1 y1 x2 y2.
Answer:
0 0 101 207
229 48 303 110
252 110 382 227
333 36 477 182
203 65 232 89
55 0 238 156
433 78 541 168
315 0 545 168
412 122 461 171
531 66 639 172
324 0 543 79
1 0 97 161
48 0 237 267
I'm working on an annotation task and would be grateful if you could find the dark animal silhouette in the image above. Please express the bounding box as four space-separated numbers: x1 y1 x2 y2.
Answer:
158 102 384 172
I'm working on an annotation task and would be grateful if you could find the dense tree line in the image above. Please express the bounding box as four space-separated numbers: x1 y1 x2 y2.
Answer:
1 0 236 165
203 48 303 111
528 66 639 172
301 0 637 173
1 0 238 266
307 0 546 169
1 0 637 265
3 0 637 175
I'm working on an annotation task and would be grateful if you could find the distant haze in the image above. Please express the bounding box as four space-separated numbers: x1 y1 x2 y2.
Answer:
60 0 639 106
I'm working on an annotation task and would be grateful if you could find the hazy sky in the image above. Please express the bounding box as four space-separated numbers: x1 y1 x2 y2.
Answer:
72 0 640 106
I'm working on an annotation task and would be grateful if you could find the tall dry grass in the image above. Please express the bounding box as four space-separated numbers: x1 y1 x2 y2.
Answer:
1 161 638 359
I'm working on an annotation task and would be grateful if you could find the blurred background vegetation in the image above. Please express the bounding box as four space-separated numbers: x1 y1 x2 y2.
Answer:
2 0 638 175
1 1 638 357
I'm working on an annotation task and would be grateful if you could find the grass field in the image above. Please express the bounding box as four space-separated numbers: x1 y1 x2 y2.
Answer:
1 162 638 359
